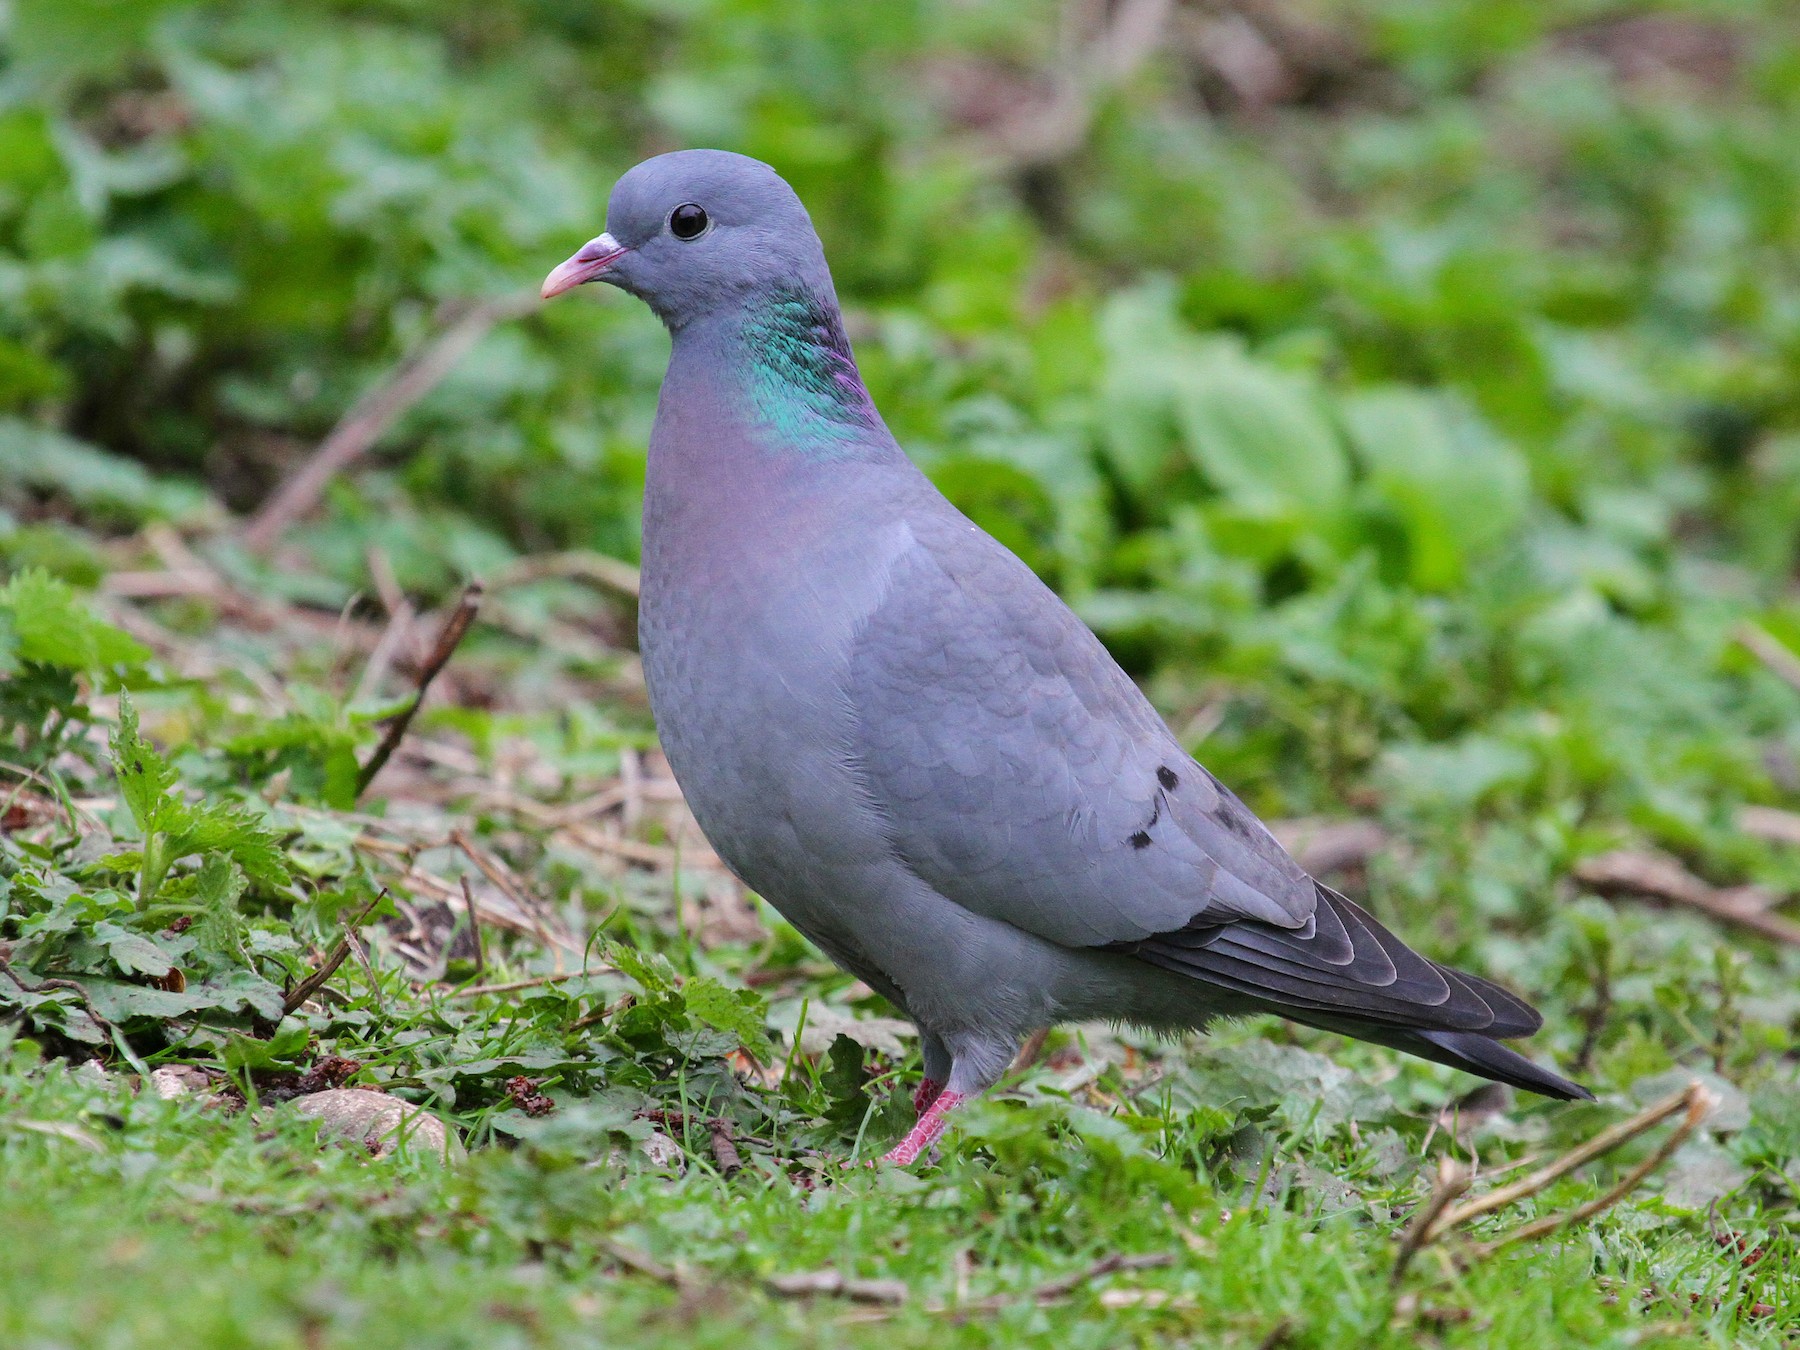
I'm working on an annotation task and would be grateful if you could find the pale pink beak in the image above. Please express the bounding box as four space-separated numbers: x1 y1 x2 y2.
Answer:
541 232 629 299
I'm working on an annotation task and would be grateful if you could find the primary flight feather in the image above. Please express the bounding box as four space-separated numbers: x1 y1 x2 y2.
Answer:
542 149 1590 1165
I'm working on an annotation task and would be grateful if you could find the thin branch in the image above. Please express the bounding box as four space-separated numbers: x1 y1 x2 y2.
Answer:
242 294 538 554
449 970 603 999
487 549 641 599
355 582 483 799
1390 1156 1471 1285
1735 622 1800 696
1467 1086 1714 1257
1423 1082 1713 1244
459 876 486 982
281 889 386 1016
765 1271 909 1305
1025 1252 1174 1303
1574 850 1800 946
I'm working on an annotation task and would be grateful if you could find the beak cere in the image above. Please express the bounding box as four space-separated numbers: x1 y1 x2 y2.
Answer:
541 232 629 299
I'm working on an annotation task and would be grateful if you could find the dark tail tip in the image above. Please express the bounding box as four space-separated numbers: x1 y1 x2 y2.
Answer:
1412 1029 1594 1101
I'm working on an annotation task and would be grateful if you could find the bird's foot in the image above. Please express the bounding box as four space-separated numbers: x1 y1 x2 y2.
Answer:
882 1089 967 1166
912 1076 945 1116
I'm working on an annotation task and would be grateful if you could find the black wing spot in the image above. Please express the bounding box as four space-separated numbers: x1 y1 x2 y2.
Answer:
1128 830 1152 850
1213 800 1258 839
1157 765 1179 790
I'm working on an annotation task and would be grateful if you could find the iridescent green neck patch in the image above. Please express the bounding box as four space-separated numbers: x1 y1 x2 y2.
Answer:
737 288 880 451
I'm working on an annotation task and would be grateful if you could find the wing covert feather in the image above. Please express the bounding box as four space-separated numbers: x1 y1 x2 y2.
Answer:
847 513 1314 948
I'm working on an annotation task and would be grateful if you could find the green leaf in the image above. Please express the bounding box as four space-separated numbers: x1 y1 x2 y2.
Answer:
78 978 216 1024
0 568 148 675
91 922 176 978
1340 386 1529 589
0 420 210 525
166 803 290 889
602 940 679 996
682 975 775 1062
190 855 249 965
109 694 180 839
1174 340 1349 526
223 1018 309 1073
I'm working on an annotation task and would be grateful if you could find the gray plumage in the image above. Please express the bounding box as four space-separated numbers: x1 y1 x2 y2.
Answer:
542 149 1589 1158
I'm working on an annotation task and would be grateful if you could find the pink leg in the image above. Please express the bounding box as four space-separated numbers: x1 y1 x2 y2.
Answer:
883 1089 968 1166
912 1076 945 1116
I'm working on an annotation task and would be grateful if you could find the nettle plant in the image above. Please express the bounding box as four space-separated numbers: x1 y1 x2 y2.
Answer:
1 572 303 1054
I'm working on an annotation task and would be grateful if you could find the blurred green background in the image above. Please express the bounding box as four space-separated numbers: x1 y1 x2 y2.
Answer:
8 0 1800 902
9 3 1800 1341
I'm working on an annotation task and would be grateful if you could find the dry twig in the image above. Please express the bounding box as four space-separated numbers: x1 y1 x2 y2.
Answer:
1736 622 1800 696
1392 1081 1716 1283
765 1271 909 1305
458 876 486 981
1464 1086 1714 1258
488 549 641 599
1574 850 1800 946
1390 1156 1472 1285
282 890 386 1016
356 582 483 799
242 295 538 553
1739 805 1800 848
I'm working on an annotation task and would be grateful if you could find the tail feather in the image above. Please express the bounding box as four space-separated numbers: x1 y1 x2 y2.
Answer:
1409 1029 1593 1100
1340 1024 1593 1100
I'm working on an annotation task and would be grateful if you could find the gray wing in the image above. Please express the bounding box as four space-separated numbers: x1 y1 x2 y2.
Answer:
847 510 1316 949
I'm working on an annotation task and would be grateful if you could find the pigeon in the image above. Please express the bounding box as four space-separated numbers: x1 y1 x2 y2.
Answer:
542 149 1591 1165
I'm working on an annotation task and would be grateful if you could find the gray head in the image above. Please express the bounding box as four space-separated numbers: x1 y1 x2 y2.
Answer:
541 150 838 330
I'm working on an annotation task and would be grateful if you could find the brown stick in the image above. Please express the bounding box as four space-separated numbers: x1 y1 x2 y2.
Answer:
487 549 641 599
449 970 602 998
707 1118 742 1175
1574 851 1800 947
451 828 558 952
1026 1252 1174 1303
599 1239 683 1287
1739 805 1800 848
1467 1085 1713 1257
1423 1082 1713 1244
764 1271 909 1304
458 876 486 981
1390 1156 1471 1285
1736 622 1800 696
355 582 482 799
281 890 386 1016
242 295 538 554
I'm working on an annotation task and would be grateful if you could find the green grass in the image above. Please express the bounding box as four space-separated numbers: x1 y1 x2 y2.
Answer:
7 0 1800 1343
2 1036 1784 1349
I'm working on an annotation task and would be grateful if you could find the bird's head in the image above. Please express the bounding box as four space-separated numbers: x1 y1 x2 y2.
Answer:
541 149 837 330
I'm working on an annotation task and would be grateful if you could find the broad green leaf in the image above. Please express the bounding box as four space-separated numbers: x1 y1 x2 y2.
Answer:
191 855 249 964
0 568 148 674
1340 386 1529 589
602 940 678 996
1174 340 1350 528
223 1018 309 1072
167 803 291 889
91 922 176 978
682 975 775 1062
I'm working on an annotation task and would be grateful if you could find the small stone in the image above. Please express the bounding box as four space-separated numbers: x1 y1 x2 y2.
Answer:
640 1129 684 1170
149 1065 210 1100
286 1088 464 1164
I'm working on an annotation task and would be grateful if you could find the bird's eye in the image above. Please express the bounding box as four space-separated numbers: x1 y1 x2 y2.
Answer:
669 203 709 241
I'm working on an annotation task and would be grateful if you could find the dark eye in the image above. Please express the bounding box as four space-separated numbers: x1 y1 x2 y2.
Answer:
669 203 709 241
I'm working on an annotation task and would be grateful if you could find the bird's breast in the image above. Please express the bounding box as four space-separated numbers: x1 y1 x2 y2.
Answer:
636 470 914 897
